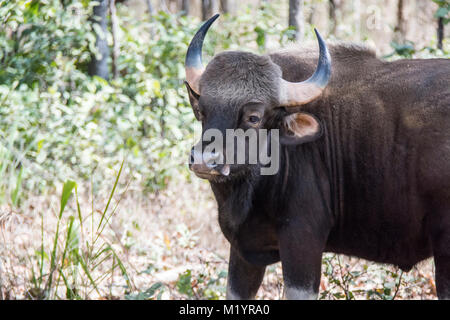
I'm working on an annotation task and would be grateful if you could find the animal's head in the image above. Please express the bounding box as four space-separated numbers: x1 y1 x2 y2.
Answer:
186 14 331 181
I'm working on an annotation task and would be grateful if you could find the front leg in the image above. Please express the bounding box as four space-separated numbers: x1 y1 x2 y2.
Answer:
430 207 450 300
226 247 266 300
278 226 325 300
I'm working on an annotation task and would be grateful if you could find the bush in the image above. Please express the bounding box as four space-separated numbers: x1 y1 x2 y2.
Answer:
0 1 293 204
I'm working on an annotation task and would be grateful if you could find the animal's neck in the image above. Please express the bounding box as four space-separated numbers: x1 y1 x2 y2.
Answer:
210 175 258 240
318 109 346 222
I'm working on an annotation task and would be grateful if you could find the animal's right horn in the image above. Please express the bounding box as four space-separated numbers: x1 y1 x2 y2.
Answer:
185 14 220 95
279 29 332 107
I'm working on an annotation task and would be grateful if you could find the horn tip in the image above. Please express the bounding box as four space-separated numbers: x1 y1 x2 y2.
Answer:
206 14 220 25
313 28 324 41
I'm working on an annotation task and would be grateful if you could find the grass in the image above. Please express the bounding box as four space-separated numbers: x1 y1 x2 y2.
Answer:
0 138 438 300
1 161 133 299
0 165 437 299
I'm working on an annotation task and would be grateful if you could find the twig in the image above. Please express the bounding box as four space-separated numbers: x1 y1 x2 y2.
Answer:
392 270 404 300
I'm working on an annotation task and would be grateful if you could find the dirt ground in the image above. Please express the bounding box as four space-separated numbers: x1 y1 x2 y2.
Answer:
0 176 438 300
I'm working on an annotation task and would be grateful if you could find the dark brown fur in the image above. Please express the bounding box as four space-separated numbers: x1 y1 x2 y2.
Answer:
188 43 450 299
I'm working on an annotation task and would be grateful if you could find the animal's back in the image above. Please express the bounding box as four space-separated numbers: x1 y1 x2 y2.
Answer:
272 44 450 269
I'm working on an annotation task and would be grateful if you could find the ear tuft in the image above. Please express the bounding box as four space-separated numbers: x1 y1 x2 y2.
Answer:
281 112 322 144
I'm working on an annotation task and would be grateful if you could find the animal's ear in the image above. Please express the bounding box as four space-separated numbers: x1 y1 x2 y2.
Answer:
184 81 201 120
280 112 322 145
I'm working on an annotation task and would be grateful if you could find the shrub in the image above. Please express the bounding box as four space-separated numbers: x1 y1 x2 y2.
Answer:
0 1 292 204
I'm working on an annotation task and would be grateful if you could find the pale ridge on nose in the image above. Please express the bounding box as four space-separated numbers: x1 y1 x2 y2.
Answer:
190 149 222 167
190 148 204 165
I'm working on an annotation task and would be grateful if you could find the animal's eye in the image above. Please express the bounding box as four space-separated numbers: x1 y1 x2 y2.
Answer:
247 115 261 125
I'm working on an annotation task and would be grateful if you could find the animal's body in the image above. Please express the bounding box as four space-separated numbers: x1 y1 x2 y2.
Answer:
269 46 450 270
184 15 450 299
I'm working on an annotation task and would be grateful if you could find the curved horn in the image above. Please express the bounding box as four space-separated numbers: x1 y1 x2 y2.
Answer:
279 29 332 107
185 14 220 95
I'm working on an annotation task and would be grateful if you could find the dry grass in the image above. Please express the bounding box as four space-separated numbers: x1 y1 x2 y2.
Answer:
0 173 438 300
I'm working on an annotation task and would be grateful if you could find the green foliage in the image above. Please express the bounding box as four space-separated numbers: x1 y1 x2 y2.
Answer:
386 39 449 59
176 269 194 298
0 0 94 87
389 40 416 58
201 270 228 300
174 268 227 300
433 0 450 24
320 254 407 300
0 1 291 203
216 2 292 52
125 282 166 300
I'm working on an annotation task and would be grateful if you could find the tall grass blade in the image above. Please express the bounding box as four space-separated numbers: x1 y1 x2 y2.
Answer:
45 180 77 296
74 250 101 298
96 160 124 233
59 181 77 219
11 166 23 206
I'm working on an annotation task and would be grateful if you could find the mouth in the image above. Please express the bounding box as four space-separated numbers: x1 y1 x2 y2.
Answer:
194 170 220 179
191 164 231 180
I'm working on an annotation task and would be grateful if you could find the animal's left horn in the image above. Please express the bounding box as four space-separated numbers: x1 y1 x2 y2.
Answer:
279 29 332 107
185 14 220 95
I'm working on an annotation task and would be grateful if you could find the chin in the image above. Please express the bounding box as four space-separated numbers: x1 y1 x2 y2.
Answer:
197 166 259 184
193 171 232 183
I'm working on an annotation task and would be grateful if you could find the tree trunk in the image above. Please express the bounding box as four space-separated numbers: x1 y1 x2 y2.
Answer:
329 0 336 35
394 0 405 42
289 0 304 42
202 0 215 20
181 0 189 15
307 0 316 25
437 17 444 50
146 0 154 15
88 0 110 80
220 0 228 14
160 0 169 13
109 0 119 79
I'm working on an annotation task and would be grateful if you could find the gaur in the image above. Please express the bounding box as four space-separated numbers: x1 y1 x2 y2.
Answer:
185 14 450 300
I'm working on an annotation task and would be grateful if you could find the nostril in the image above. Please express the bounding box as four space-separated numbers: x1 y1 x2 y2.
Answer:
205 160 218 168
210 152 220 160
204 152 221 168
190 148 196 164
205 151 222 164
